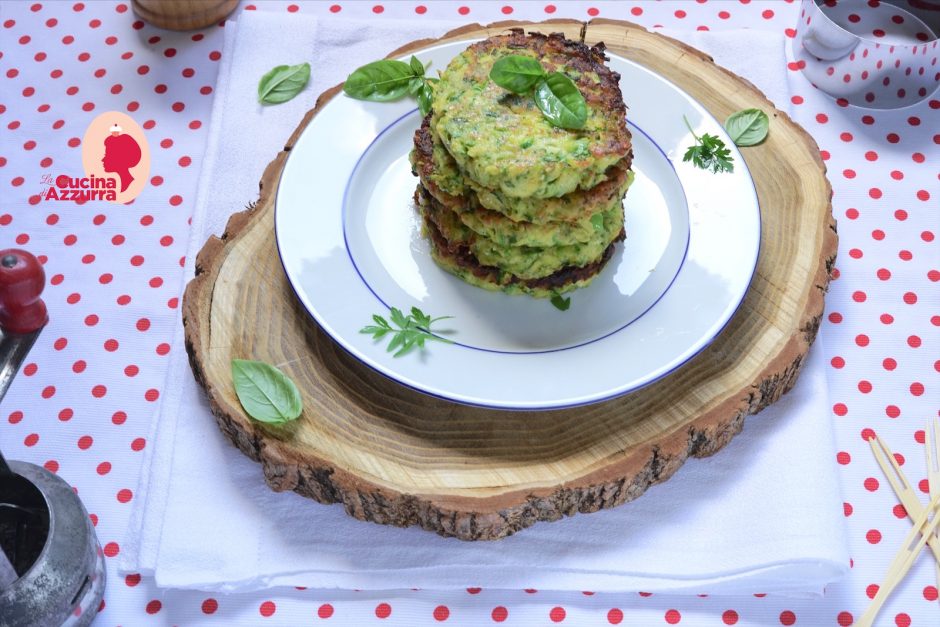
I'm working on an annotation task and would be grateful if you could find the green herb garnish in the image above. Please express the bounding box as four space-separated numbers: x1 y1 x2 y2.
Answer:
344 56 436 116
257 62 311 105
361 306 453 357
590 213 604 231
416 81 434 118
489 55 587 130
489 55 544 93
724 108 769 147
682 115 734 174
534 72 588 130
550 293 571 311
231 359 303 423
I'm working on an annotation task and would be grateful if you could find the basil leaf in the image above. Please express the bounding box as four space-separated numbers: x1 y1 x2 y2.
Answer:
408 76 424 96
724 108 769 147
231 359 303 424
490 54 545 94
257 62 311 105
344 59 415 102
417 81 433 116
550 293 571 311
409 55 426 77
534 73 587 130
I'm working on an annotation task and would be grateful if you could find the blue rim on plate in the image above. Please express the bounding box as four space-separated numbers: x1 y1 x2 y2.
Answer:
340 112 693 356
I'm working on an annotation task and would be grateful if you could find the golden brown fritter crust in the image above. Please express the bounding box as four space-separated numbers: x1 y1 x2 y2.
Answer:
424 212 619 294
411 115 634 224
416 185 623 279
459 29 632 165
416 185 623 294
430 30 632 199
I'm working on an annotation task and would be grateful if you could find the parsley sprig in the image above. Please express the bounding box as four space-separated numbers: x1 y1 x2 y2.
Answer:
682 115 734 174
361 307 454 357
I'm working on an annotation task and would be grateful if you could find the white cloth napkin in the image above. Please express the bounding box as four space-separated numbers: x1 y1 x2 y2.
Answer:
123 11 849 596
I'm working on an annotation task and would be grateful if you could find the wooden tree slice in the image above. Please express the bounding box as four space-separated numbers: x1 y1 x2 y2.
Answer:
183 19 836 540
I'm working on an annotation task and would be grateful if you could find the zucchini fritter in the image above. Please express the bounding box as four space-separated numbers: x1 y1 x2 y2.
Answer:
411 116 634 226
422 210 619 298
430 30 631 199
416 186 623 281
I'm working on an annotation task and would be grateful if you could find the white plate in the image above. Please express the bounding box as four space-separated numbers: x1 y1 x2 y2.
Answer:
275 40 760 410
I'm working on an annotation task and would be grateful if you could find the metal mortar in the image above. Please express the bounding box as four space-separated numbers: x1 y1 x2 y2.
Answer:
1 248 106 626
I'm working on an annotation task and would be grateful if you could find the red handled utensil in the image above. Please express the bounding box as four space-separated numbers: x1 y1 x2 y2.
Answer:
0 249 106 627
0 249 48 404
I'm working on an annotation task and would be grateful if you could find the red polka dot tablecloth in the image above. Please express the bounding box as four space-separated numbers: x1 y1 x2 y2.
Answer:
1 1 937 625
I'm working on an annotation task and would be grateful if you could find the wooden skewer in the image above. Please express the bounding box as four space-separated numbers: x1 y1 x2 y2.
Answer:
856 491 940 627
927 418 940 602
868 436 940 564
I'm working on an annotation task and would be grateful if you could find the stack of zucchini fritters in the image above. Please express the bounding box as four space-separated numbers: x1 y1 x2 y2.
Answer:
410 30 634 298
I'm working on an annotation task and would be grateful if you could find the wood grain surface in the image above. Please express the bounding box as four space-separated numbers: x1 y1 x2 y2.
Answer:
182 19 836 540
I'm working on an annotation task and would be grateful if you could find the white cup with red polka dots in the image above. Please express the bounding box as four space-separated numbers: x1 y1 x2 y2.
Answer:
793 0 940 108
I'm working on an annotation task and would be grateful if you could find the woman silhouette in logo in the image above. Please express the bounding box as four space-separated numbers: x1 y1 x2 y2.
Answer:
102 124 141 192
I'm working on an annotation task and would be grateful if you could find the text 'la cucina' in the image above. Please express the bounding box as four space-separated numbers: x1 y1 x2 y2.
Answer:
44 174 118 202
